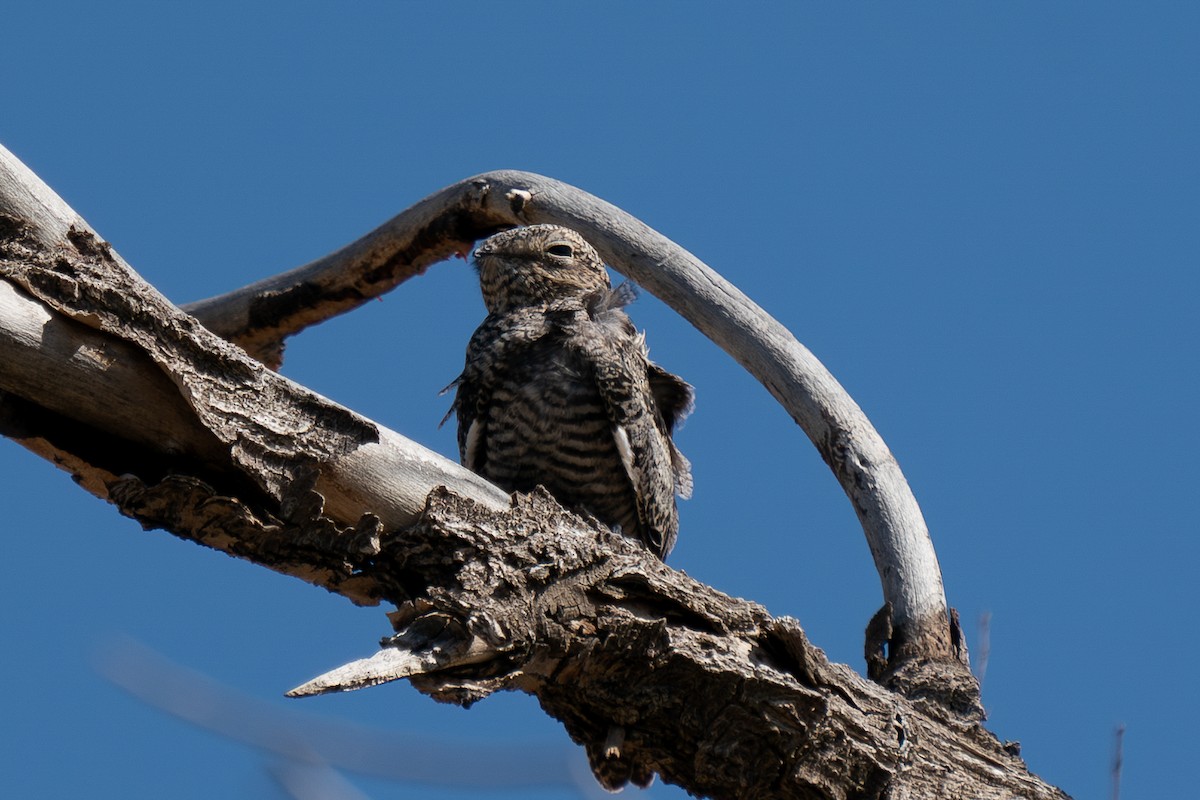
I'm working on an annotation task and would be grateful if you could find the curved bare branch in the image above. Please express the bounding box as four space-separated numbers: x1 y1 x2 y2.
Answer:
181 178 515 368
186 170 951 662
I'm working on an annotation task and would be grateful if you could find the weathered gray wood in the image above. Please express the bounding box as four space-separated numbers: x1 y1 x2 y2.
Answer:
182 177 510 369
0 145 507 534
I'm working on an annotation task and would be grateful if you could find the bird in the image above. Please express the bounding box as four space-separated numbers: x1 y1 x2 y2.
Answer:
443 224 692 559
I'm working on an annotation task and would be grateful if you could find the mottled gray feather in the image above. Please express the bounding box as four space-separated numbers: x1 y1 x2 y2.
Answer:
446 225 692 559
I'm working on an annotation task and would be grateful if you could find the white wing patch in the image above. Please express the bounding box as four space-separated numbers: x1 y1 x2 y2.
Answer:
673 447 694 500
613 424 637 488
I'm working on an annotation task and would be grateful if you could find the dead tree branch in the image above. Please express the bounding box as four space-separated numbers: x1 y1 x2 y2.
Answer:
0 144 506 602
0 144 1063 797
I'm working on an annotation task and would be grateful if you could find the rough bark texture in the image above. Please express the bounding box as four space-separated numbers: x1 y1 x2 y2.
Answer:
0 148 510 531
0 146 1069 798
297 488 1055 800
0 214 504 599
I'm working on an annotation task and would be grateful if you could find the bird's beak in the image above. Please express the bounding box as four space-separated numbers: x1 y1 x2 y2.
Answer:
473 243 494 259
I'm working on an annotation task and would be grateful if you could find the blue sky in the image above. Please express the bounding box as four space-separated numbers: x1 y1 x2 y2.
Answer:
3 3 1197 798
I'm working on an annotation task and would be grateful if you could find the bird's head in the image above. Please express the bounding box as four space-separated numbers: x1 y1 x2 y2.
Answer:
473 225 611 314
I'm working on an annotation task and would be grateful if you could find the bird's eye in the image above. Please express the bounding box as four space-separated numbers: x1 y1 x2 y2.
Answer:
546 244 574 258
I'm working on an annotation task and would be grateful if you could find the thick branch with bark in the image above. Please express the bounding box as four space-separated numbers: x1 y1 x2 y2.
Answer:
0 145 1066 797
298 488 1052 799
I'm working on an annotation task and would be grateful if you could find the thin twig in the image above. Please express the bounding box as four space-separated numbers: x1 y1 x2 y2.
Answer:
94 636 592 793
975 611 992 687
1112 723 1126 800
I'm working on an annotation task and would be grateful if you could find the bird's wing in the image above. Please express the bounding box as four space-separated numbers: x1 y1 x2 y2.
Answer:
647 362 695 499
573 306 682 557
601 282 695 498
647 362 694 434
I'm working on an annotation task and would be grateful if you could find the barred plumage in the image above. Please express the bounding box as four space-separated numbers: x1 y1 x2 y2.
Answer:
444 225 692 559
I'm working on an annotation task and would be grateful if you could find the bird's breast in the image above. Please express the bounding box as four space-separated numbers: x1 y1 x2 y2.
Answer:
479 347 639 535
